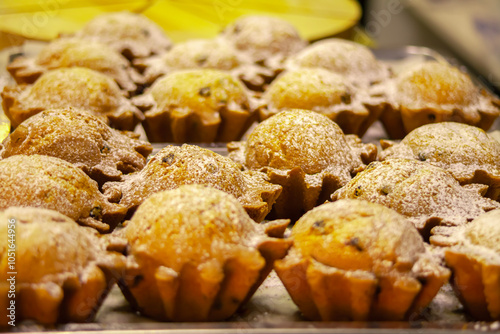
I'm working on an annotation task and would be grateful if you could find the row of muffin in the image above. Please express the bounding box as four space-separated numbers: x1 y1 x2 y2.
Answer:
3 12 500 143
1 107 500 324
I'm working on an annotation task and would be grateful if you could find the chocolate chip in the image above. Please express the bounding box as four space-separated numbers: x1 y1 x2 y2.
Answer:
90 206 103 220
101 143 111 154
345 237 363 251
199 86 211 97
354 185 362 197
341 93 352 104
162 153 175 166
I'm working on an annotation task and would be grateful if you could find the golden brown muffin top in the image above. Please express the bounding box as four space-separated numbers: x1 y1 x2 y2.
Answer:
124 185 266 272
220 15 306 64
1 108 152 184
103 144 281 221
74 11 172 59
7 38 141 92
464 209 500 253
137 69 251 121
286 38 390 87
291 199 425 273
379 122 500 182
332 159 500 234
242 109 364 174
395 61 479 108
0 155 126 232
0 207 104 283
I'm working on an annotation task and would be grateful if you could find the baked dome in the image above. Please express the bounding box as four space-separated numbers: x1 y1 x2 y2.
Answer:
114 185 291 321
0 108 152 185
73 11 172 59
228 109 376 221
1 67 144 130
7 38 142 93
332 159 500 238
103 144 281 222
0 155 126 233
379 122 500 200
0 207 125 325
134 69 255 142
275 199 450 321
378 61 500 139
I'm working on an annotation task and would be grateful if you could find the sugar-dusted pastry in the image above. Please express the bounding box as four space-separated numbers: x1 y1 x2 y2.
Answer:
0 108 152 185
379 122 500 201
1 67 144 130
275 199 450 321
73 11 172 60
431 209 500 320
0 207 125 325
332 159 500 238
133 69 256 142
228 109 377 221
285 38 391 88
378 61 500 139
113 185 291 321
0 155 127 233
6 38 142 93
258 68 384 136
103 144 281 222
220 15 307 72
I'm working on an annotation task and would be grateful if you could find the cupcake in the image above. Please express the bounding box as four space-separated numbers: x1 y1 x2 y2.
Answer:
228 109 377 221
379 122 500 201
113 185 291 321
332 159 500 239
103 144 281 222
1 67 144 130
258 68 384 136
0 207 125 325
6 38 142 94
275 200 450 321
431 209 500 320
378 61 500 139
133 69 256 142
0 108 152 185
0 155 126 233
73 11 172 60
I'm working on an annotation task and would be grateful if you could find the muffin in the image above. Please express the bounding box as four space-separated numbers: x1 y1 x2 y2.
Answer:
0 207 125 325
378 61 500 139
1 67 144 130
228 109 377 221
332 159 500 239
0 108 152 185
0 155 127 233
73 11 172 60
133 69 256 142
103 144 281 222
431 209 500 320
274 200 450 321
258 68 384 136
113 185 291 321
285 38 391 88
220 15 307 70
379 122 500 201
6 38 142 94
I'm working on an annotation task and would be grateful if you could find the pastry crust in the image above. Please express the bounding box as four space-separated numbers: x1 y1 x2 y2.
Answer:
103 144 281 222
228 109 377 221
72 11 172 60
6 38 143 94
0 108 152 186
133 69 256 143
430 209 500 320
0 207 125 325
0 155 127 233
376 61 500 139
332 159 500 239
274 200 450 321
1 67 144 130
112 185 291 321
258 68 384 136
380 122 500 201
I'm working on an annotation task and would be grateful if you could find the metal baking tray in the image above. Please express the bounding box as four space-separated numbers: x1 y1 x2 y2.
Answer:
5 46 500 333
